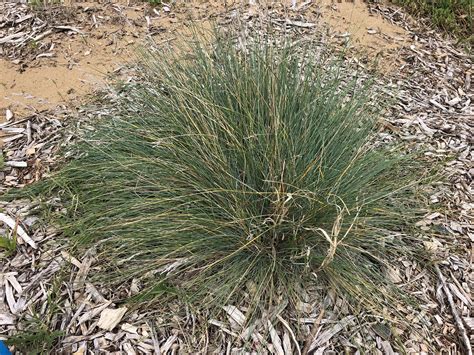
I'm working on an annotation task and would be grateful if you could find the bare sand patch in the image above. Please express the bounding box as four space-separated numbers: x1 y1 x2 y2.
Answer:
0 1 228 131
319 0 408 48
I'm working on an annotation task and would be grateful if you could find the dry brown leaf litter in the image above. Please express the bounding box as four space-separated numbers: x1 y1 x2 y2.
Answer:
1 1 473 354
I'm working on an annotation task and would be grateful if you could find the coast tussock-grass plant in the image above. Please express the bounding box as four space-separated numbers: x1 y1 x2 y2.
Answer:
32 37 432 324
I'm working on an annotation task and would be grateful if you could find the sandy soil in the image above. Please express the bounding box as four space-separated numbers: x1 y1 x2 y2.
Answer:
0 0 227 129
0 57 111 114
319 0 408 63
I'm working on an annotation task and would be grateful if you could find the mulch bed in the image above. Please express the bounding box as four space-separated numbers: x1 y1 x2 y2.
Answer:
1 1 472 354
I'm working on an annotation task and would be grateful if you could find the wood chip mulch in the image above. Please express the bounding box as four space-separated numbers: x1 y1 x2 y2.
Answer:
1 1 472 354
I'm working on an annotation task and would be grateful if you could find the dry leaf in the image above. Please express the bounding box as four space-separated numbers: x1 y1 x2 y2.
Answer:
386 266 402 283
121 323 139 334
268 320 284 355
222 305 246 326
97 307 127 331
423 238 442 252
5 109 13 121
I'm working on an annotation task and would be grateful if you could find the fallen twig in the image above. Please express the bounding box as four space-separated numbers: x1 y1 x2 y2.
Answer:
277 314 302 355
302 307 325 354
54 25 84 34
0 31 26 44
435 264 472 355
33 28 53 42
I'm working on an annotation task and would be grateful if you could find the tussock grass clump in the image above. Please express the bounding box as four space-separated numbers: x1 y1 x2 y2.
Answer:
36 38 431 320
